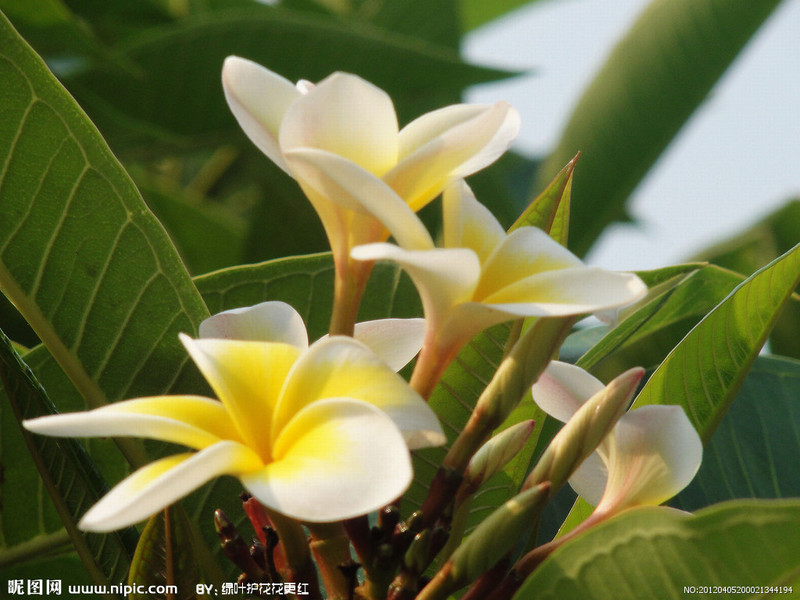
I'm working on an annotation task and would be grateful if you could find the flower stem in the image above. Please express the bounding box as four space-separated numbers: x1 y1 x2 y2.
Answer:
409 334 461 400
306 522 354 600
330 258 373 336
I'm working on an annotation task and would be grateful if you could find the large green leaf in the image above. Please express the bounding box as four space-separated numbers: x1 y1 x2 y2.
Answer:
538 0 785 257
673 355 800 510
0 328 138 593
557 242 800 535
514 500 800 599
0 9 208 416
0 8 216 580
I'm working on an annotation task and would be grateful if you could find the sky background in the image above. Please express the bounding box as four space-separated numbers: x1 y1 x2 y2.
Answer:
463 0 800 271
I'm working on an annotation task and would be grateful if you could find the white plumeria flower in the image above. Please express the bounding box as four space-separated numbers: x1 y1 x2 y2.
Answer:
532 361 702 514
351 181 647 394
199 300 426 372
221 56 520 274
24 311 444 531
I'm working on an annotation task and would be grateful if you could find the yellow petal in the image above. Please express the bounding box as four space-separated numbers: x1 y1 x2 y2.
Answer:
386 102 520 211
23 396 239 450
474 227 583 302
274 336 444 448
181 335 301 461
222 56 301 176
79 442 262 532
244 398 412 522
279 72 399 177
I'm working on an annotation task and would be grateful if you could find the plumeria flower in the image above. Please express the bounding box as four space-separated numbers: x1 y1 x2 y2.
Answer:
222 57 520 332
351 180 648 396
532 360 702 515
24 310 444 531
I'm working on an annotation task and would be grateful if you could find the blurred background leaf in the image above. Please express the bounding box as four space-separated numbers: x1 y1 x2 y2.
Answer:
537 0 786 258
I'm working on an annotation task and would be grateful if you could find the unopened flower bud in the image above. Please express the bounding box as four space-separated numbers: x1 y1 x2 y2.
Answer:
524 367 644 493
463 420 536 496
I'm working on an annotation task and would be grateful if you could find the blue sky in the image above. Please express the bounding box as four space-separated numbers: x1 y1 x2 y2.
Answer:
464 0 800 271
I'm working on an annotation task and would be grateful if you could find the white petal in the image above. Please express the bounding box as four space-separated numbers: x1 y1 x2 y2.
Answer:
79 442 263 532
600 405 703 510
351 243 480 329
284 148 434 250
532 361 605 423
23 396 238 450
274 336 444 449
199 301 309 349
280 72 398 177
352 318 426 371
222 56 301 176
443 181 506 263
243 398 413 522
389 103 520 211
567 451 609 506
481 267 648 316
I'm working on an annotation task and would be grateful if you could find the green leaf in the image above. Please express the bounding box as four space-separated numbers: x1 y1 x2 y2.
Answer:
693 199 800 358
633 243 800 438
128 507 200 600
0 9 209 418
673 355 800 510
557 242 800 535
576 264 744 380
367 0 461 49
537 0 786 257
514 500 800 599
64 6 516 153
510 154 575 243
0 327 138 590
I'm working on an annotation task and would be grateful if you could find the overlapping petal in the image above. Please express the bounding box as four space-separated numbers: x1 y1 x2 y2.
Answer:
532 361 702 512
244 398 412 522
275 336 445 449
181 335 300 461
199 301 308 348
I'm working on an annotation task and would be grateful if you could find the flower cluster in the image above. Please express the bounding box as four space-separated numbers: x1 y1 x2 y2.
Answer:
24 58 703 599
